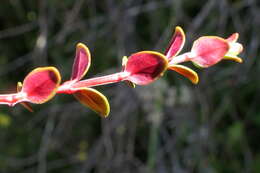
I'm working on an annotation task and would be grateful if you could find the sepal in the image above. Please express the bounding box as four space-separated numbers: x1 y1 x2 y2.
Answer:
71 43 91 81
73 87 110 117
125 51 168 85
165 26 186 61
168 64 199 84
223 55 243 63
22 67 61 104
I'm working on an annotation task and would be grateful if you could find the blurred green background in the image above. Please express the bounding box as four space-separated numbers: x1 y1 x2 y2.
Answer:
0 0 258 172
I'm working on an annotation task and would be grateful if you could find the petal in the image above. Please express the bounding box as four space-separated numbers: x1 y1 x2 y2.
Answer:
223 55 243 63
165 26 186 61
168 64 199 84
17 82 33 112
125 51 168 85
228 42 243 56
22 67 61 104
71 43 91 81
73 88 110 117
191 36 229 68
226 33 239 43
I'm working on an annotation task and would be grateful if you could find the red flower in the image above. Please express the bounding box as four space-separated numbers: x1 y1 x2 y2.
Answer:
0 67 61 108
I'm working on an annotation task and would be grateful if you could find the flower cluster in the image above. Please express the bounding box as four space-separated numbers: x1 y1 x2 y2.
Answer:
0 26 243 117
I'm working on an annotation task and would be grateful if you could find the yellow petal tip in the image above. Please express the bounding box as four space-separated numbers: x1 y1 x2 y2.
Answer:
168 64 199 84
73 88 110 118
224 55 243 63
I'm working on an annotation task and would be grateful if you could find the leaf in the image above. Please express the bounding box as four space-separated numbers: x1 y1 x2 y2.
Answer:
22 67 61 104
73 88 110 117
190 36 229 68
71 43 91 81
165 26 186 61
168 64 199 84
125 51 168 85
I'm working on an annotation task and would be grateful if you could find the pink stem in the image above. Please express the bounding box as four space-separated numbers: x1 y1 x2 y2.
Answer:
73 72 129 88
168 52 192 65
57 72 129 94
0 92 23 106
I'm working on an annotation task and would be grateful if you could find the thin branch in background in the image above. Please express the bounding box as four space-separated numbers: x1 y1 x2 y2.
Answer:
0 22 37 40
33 0 49 66
37 111 57 173
0 53 32 77
55 0 85 44
187 0 216 38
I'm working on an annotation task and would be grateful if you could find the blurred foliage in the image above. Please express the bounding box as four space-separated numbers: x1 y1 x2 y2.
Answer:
0 0 259 173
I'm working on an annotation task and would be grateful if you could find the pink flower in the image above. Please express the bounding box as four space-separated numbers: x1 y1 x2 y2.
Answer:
160 26 244 84
169 29 243 69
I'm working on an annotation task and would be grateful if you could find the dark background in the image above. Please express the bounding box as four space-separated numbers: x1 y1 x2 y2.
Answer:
0 0 259 172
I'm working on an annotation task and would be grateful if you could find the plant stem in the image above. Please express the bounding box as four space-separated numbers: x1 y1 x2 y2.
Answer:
169 52 191 65
72 72 129 88
57 72 130 94
0 93 23 106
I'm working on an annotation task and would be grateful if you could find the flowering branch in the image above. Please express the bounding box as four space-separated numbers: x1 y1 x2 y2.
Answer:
0 26 243 117
57 44 168 117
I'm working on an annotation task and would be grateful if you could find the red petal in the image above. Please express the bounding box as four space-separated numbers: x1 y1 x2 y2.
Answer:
71 43 91 81
73 88 110 117
165 26 186 61
125 51 168 85
22 67 61 104
191 36 229 68
226 33 239 43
